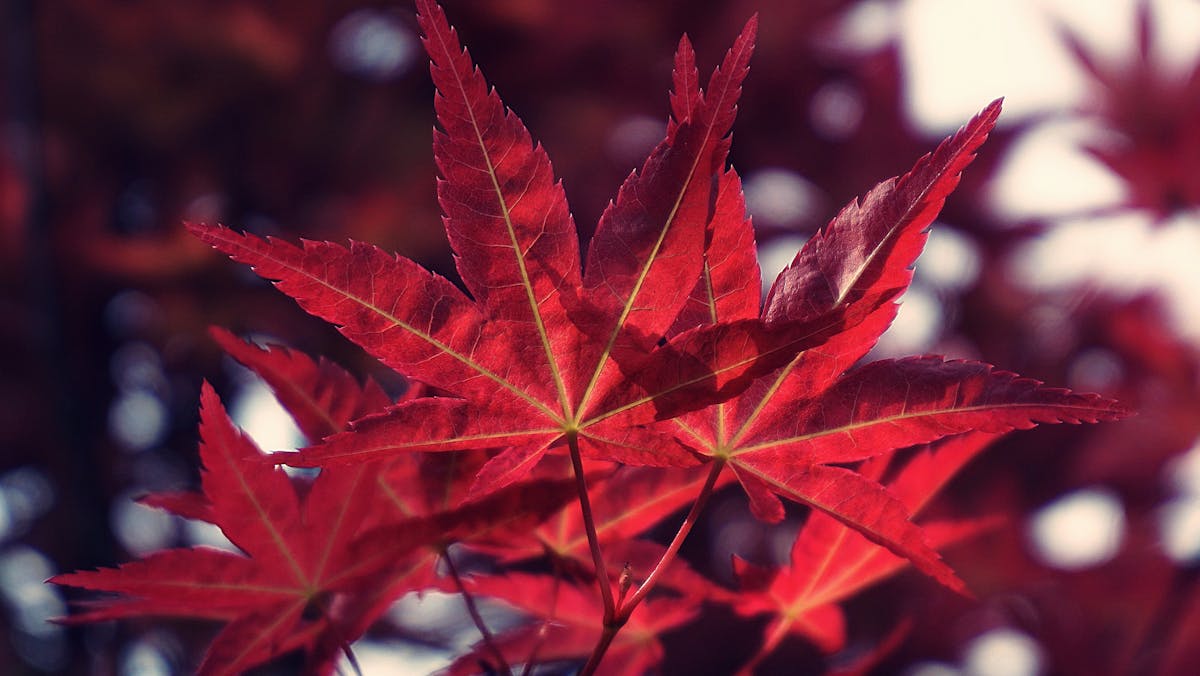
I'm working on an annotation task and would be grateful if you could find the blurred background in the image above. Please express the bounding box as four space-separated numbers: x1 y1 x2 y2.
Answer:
3 0 1200 673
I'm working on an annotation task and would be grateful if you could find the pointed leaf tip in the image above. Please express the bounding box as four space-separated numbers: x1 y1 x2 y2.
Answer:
763 95 1005 330
978 97 1004 127
744 13 759 36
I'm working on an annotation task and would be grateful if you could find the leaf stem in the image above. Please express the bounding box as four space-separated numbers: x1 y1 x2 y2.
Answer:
443 547 512 676
566 431 615 621
619 459 725 618
580 625 620 676
308 592 361 676
579 459 726 675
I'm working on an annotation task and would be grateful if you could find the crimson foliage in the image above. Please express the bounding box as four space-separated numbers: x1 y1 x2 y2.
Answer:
50 2 1128 674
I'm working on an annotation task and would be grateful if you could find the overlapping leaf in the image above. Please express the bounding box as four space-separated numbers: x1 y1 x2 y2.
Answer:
732 433 1001 664
51 385 428 675
139 327 391 526
188 2 785 497
208 326 392 441
662 98 1128 594
515 464 733 566
53 336 575 675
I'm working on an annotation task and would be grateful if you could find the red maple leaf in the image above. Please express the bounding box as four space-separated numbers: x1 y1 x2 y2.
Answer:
51 336 575 675
188 2 875 500
731 433 1002 667
660 92 1127 593
51 383 428 675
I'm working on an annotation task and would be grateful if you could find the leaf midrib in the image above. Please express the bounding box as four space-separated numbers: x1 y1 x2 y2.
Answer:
791 524 884 611
222 442 310 588
218 230 560 423
575 34 752 423
269 361 343 439
303 427 563 463
828 117 985 309
731 399 1098 456
309 466 368 584
127 578 301 597
429 18 574 422
224 598 309 671
730 121 990 448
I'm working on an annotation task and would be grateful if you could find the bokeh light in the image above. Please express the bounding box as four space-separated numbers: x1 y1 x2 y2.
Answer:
110 490 177 556
1028 488 1126 570
0 547 68 671
330 9 417 81
743 168 823 230
229 377 305 453
962 628 1044 676
1160 441 1200 562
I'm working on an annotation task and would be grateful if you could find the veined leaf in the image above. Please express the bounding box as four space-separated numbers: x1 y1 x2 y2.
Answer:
52 385 436 675
191 6 765 495
732 434 1001 660
667 100 1129 594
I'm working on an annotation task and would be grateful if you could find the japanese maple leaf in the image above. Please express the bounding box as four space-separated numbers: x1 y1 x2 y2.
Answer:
51 384 434 675
137 326 393 526
202 330 583 652
189 2 866 500
53 373 575 675
653 78 1128 593
731 433 1002 665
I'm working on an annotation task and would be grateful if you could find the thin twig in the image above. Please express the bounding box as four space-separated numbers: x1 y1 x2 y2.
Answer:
443 548 513 676
308 592 362 676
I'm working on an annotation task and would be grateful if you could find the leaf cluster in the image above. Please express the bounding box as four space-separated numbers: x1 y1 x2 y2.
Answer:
50 2 1128 674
